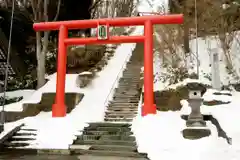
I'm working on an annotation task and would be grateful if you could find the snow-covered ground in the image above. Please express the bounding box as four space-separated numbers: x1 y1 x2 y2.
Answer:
135 38 240 159
132 86 240 160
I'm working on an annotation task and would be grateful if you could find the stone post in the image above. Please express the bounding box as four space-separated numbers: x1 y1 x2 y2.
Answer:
210 49 221 90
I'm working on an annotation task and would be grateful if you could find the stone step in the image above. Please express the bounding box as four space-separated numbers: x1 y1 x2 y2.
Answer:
112 97 139 100
123 66 141 69
106 112 137 116
14 132 37 136
117 85 140 87
118 81 140 84
108 102 138 106
114 91 140 95
111 99 139 103
4 142 31 148
87 122 131 128
117 83 140 86
107 107 138 112
105 113 137 117
0 148 37 154
119 80 140 83
70 149 148 158
78 135 135 141
104 118 133 122
119 77 140 80
106 110 138 115
113 94 138 98
107 103 138 107
127 62 142 65
128 61 142 63
116 87 139 90
9 137 36 141
123 69 140 72
121 72 140 75
113 93 139 97
113 94 139 98
113 97 140 101
122 73 140 76
119 79 140 82
70 144 137 152
121 73 140 76
105 115 137 119
115 87 139 92
121 76 140 79
21 128 37 132
82 130 133 136
114 90 139 95
122 72 140 75
123 68 140 71
117 84 139 87
73 139 136 146
94 127 131 132
118 81 140 85
84 126 132 132
92 145 137 152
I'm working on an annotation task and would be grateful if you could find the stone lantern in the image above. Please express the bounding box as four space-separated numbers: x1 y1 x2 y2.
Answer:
182 83 211 139
186 90 206 127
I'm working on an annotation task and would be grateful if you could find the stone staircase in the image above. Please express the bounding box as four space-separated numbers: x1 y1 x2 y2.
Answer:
70 123 147 159
104 66 141 122
104 42 143 123
70 43 147 159
1 126 37 154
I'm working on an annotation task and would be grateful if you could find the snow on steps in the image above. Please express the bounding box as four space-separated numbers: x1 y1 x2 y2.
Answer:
2 125 38 151
70 122 148 159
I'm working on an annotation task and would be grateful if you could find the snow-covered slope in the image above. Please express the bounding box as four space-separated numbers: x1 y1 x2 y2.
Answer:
189 34 240 85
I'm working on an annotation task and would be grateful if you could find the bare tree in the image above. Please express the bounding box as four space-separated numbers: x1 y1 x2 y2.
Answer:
155 24 184 68
91 0 134 19
202 1 240 75
30 0 61 88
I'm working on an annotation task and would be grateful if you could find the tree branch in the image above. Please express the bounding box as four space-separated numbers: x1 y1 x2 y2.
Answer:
30 0 37 21
53 0 61 21
44 0 48 22
89 0 102 12
37 0 42 20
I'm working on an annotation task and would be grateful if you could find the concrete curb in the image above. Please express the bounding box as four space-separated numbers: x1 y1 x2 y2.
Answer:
37 149 71 155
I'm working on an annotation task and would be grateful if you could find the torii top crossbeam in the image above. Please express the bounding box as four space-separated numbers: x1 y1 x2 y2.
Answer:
33 14 183 31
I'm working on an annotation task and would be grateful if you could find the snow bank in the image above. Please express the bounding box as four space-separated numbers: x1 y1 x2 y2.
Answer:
0 90 35 112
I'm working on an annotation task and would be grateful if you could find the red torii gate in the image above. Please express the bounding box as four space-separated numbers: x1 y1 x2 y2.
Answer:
33 14 183 117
